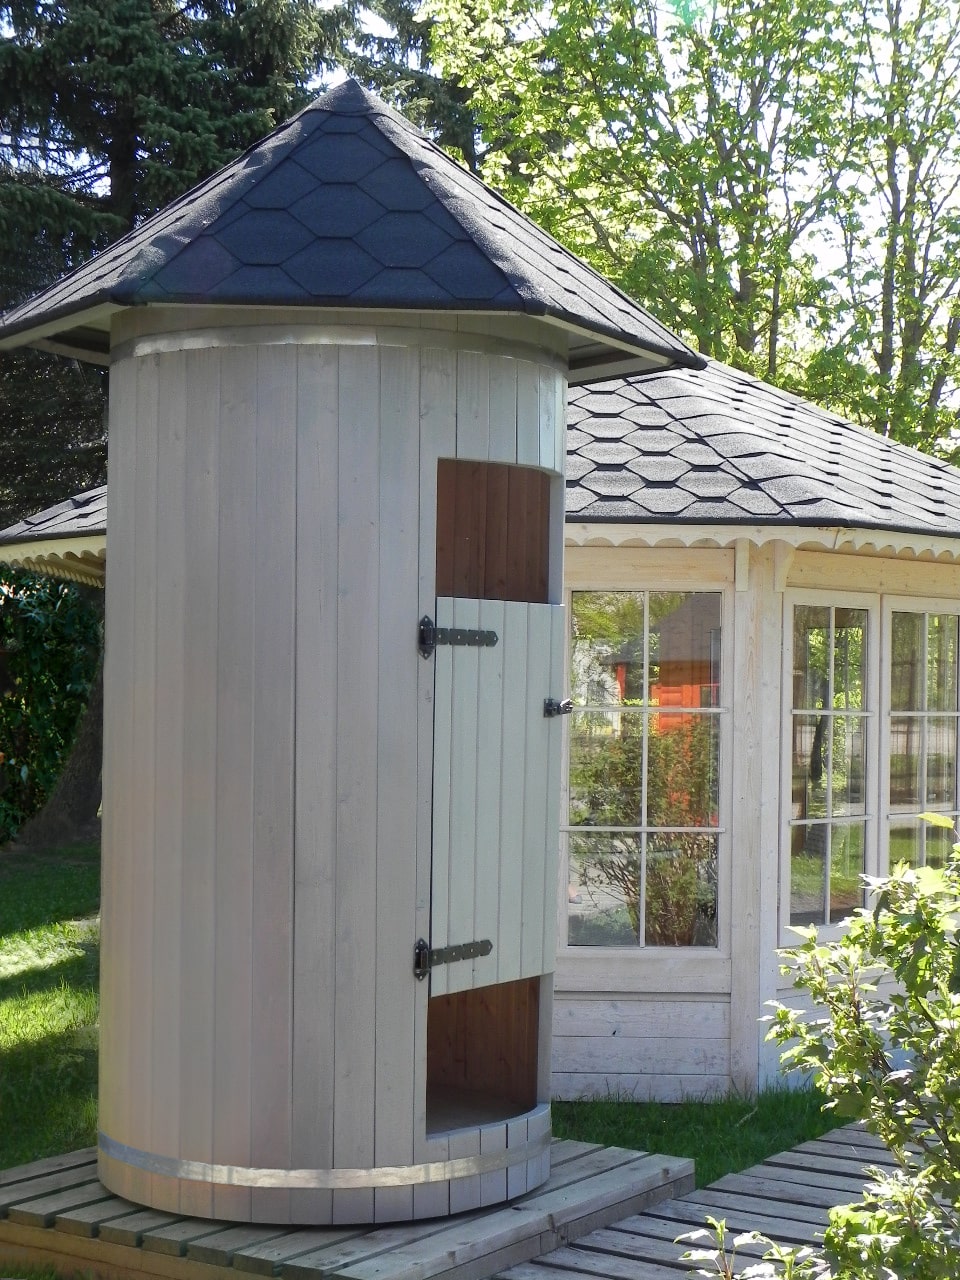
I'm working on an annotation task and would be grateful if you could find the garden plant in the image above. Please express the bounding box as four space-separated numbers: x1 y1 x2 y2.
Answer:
684 813 960 1278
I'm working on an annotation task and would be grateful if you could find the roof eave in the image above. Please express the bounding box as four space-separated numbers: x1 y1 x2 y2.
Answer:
0 533 107 587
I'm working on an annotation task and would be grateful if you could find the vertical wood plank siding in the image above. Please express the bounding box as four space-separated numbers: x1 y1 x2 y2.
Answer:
99 322 565 1223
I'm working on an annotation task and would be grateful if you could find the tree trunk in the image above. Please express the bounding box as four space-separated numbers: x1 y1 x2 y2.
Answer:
14 647 104 851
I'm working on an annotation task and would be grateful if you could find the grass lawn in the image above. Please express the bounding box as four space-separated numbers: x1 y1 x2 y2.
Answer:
0 839 834 1209
0 842 100 1170
553 1086 835 1187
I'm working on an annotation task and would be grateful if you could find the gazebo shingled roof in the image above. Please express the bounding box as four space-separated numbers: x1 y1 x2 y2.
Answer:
0 486 106 585
10 360 960 568
0 79 701 381
567 360 960 538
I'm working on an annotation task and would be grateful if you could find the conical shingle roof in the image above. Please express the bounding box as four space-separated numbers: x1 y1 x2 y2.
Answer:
0 80 700 379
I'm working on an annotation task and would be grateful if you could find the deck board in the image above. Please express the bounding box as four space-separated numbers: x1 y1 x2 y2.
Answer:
0 1125 896 1280
493 1122 893 1280
0 1140 692 1280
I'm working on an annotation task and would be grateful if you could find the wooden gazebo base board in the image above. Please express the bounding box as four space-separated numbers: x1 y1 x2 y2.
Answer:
0 1141 694 1280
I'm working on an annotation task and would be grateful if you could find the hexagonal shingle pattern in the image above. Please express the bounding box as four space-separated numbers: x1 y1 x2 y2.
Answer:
10 360 960 551
566 360 960 536
0 80 700 373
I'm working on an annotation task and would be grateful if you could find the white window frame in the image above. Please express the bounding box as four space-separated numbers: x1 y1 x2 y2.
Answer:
779 589 880 943
558 551 734 989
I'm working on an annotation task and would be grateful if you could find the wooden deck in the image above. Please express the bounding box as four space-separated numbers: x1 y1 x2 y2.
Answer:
0 1140 693 1280
495 1125 896 1280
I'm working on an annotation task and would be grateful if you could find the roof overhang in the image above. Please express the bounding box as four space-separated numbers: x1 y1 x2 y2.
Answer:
0 301 690 380
566 520 960 564
0 534 106 586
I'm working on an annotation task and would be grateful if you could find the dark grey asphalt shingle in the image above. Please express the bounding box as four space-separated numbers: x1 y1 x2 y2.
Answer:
0 486 107 545
0 80 701 377
566 360 960 538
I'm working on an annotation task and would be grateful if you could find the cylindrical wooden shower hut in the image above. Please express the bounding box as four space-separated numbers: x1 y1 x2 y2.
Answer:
0 81 701 1224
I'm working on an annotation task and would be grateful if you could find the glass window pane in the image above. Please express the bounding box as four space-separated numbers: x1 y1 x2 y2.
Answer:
889 822 920 869
644 834 718 947
829 823 865 924
570 591 644 706
793 606 830 710
792 714 828 820
568 711 642 827
927 615 958 712
889 717 922 810
646 713 719 828
891 613 923 711
791 825 827 925
649 592 721 708
927 717 957 806
833 609 867 710
832 716 866 816
925 821 956 870
567 834 641 946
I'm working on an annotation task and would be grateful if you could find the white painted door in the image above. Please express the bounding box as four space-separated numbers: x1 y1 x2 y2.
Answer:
430 595 565 995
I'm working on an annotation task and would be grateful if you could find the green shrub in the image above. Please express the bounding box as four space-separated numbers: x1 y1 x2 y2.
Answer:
687 815 960 1277
0 570 101 842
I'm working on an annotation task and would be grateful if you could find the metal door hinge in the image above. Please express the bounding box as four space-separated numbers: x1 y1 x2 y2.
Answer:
544 697 573 717
414 937 493 979
418 615 499 659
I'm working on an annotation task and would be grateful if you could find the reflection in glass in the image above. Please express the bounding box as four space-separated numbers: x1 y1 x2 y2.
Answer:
927 718 957 806
649 592 722 708
829 824 865 924
833 610 867 709
793 606 830 709
568 711 642 827
570 592 644 707
792 714 827 820
926 823 954 870
832 717 866 816
647 714 719 828
791 826 827 925
889 823 920 869
567 834 641 946
891 613 922 712
567 590 723 949
645 834 718 946
888 717 921 809
927 615 958 712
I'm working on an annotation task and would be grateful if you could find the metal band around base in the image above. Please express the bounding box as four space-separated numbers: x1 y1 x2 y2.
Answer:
98 1128 551 1190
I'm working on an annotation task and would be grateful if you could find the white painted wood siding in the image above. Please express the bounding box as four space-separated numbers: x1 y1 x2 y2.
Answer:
99 315 565 1223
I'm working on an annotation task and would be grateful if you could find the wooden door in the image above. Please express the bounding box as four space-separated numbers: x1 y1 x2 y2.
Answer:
428 460 564 996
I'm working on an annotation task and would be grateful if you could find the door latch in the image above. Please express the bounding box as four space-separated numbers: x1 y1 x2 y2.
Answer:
544 697 574 717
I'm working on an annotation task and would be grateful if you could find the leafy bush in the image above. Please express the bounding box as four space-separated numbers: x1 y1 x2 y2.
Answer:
0 571 101 843
688 816 960 1278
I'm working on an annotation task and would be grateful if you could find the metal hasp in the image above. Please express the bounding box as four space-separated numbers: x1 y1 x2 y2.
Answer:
544 697 574 717
418 614 499 659
414 937 493 980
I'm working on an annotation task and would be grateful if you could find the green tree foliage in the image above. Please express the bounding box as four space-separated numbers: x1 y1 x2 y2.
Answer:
0 1 356 840
347 0 479 167
0 0 354 526
425 0 960 447
809 0 960 454
427 0 856 382
0 572 101 844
